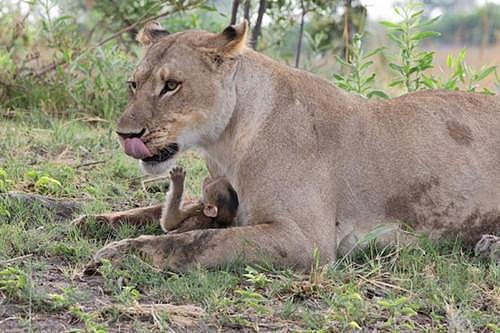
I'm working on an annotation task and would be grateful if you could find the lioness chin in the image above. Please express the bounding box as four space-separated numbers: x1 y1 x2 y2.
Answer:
86 20 500 272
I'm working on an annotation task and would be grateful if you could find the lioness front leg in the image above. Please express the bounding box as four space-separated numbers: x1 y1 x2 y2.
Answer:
87 221 316 272
72 204 164 227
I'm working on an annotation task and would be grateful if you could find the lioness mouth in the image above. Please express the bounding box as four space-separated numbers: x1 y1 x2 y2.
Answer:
142 143 179 163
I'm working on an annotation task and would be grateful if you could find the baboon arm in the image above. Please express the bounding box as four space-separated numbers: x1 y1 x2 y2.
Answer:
89 220 316 271
160 202 203 232
160 172 205 231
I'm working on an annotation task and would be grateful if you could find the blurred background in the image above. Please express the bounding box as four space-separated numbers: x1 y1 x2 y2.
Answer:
1 0 499 120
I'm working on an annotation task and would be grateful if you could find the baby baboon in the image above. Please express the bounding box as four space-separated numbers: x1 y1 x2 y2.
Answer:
160 167 239 233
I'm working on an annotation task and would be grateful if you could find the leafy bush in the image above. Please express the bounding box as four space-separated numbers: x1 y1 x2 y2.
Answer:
333 1 497 97
0 266 28 299
0 0 497 121
0 168 12 193
422 49 497 94
0 0 207 120
380 1 440 92
333 33 388 99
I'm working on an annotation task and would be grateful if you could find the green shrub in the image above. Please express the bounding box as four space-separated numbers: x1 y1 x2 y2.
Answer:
0 266 28 299
380 1 440 92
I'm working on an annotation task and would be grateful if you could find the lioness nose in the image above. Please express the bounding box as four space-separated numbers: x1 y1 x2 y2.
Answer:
116 128 146 140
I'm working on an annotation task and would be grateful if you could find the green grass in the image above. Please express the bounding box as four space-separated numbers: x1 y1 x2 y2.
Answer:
0 113 498 332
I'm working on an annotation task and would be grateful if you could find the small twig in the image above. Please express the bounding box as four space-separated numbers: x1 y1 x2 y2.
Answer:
0 317 17 325
76 160 106 168
0 254 33 266
358 274 409 293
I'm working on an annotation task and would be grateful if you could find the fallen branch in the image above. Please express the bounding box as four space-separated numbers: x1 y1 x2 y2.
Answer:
358 274 410 293
76 160 106 168
101 303 206 327
0 254 33 266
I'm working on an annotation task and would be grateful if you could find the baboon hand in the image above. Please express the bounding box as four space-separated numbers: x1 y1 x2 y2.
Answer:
170 166 186 184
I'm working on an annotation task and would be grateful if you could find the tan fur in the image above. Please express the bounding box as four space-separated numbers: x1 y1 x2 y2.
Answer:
160 167 237 233
86 22 500 272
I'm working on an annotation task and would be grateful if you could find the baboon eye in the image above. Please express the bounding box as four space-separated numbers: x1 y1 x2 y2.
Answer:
160 80 180 97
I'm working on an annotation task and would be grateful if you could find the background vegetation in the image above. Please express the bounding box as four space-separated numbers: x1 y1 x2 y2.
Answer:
0 0 499 331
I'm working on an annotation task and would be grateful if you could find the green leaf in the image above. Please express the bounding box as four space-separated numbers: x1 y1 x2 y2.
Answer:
388 33 404 46
362 73 376 86
421 75 438 89
410 10 425 19
332 73 345 81
446 54 453 68
473 66 496 82
379 21 401 29
410 31 440 41
389 63 404 74
389 79 404 87
367 90 389 99
443 78 458 90
481 87 495 96
421 15 441 27
363 47 385 59
335 55 349 66
359 60 374 72
457 49 467 62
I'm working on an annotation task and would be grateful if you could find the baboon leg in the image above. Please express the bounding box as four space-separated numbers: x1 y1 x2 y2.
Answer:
87 221 316 272
72 204 164 227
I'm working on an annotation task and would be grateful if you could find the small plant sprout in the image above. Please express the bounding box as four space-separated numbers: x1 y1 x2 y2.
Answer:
243 266 271 289
34 175 63 194
0 266 28 299
381 1 441 92
422 49 497 94
333 33 388 99
0 168 12 193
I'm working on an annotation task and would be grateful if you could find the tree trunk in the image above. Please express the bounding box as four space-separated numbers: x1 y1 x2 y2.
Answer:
295 0 306 68
243 0 251 22
230 0 240 25
250 0 267 50
480 9 489 61
342 0 351 62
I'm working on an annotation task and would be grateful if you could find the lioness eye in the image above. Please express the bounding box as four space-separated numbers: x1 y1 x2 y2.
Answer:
160 80 180 97
127 81 137 91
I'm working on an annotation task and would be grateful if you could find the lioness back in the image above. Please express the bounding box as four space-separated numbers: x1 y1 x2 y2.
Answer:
334 89 500 246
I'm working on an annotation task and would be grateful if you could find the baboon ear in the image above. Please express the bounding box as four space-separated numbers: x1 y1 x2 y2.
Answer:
203 204 218 218
137 20 170 47
214 20 249 56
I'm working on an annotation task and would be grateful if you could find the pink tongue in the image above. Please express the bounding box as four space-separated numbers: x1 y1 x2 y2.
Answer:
123 138 153 159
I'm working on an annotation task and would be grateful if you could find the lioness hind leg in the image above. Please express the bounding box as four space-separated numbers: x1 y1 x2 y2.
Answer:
72 204 164 227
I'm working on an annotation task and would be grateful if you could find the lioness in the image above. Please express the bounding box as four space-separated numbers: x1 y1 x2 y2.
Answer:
86 20 499 271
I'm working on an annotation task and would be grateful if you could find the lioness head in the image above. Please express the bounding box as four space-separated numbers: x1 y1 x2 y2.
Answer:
116 20 249 175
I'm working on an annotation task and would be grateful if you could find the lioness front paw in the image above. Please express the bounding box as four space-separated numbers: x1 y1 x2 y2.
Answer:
170 166 186 184
83 239 135 275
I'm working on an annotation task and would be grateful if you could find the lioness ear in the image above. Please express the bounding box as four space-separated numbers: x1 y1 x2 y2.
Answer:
215 20 249 56
137 20 170 47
